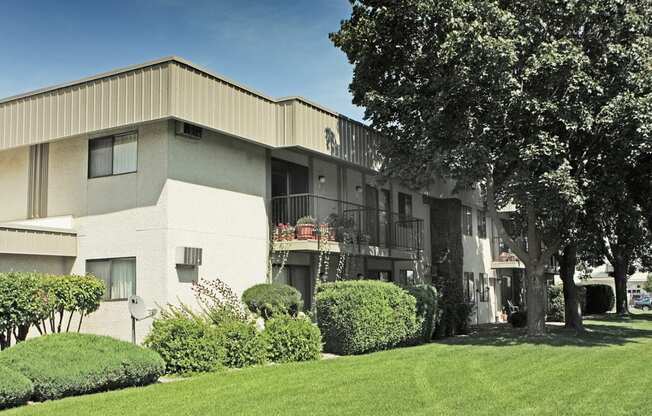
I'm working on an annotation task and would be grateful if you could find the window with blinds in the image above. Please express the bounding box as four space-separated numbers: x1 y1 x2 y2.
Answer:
88 132 138 178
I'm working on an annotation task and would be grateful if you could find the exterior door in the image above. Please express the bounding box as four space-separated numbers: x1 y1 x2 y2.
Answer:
271 158 309 224
379 189 391 247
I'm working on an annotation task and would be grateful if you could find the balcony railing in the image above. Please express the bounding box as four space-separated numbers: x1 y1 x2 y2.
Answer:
491 236 559 272
271 193 423 251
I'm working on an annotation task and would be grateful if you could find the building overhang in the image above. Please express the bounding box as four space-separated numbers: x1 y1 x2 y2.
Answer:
0 225 77 257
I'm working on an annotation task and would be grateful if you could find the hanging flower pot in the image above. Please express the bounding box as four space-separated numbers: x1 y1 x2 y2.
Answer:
295 216 317 240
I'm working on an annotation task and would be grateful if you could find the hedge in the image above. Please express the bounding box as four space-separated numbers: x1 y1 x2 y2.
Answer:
547 285 565 322
584 284 615 314
242 283 303 319
263 316 322 363
316 280 418 355
216 320 267 368
145 313 226 374
406 284 438 344
0 333 165 401
0 365 33 410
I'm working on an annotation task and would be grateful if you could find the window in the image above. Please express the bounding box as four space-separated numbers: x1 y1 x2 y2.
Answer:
477 210 487 239
464 272 475 302
398 193 413 218
86 257 136 301
400 269 415 285
462 206 473 236
88 132 138 178
479 273 488 302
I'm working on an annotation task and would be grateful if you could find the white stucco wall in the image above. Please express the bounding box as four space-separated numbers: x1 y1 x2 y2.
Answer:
0 146 29 221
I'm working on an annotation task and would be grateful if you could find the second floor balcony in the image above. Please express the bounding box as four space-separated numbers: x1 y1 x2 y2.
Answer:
271 193 423 257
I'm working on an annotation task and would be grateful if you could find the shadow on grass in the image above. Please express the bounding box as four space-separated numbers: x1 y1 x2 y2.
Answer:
436 313 652 348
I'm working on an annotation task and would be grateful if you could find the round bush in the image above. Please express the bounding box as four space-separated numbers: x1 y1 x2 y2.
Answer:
145 314 225 374
0 333 164 401
0 365 33 410
316 280 418 355
242 283 303 319
263 316 322 363
216 320 266 368
584 284 615 314
406 284 438 344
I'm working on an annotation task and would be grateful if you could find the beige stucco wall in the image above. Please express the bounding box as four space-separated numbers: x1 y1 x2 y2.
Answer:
0 146 28 221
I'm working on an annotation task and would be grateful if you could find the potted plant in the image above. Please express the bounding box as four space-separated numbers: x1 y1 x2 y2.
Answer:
283 225 295 241
295 216 316 240
327 213 355 243
318 223 336 241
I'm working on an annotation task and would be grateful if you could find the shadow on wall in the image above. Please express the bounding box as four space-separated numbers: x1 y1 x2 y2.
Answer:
325 121 383 169
436 314 652 348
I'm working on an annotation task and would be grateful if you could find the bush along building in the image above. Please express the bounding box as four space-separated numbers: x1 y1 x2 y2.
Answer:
0 57 533 341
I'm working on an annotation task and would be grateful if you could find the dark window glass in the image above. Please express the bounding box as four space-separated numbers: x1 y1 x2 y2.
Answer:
462 206 473 236
88 137 113 178
477 210 487 239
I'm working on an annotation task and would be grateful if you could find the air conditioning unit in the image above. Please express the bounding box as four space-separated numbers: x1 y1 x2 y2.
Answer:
176 247 203 267
175 121 203 140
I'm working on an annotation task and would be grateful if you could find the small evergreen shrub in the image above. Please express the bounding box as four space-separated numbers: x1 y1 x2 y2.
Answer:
242 283 303 319
508 311 527 328
406 284 438 344
145 306 226 374
0 333 164 401
316 280 418 355
0 365 33 410
216 320 266 368
547 285 565 322
263 316 322 363
584 284 615 314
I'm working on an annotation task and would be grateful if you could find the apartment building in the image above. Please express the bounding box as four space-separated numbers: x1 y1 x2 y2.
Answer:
0 57 520 341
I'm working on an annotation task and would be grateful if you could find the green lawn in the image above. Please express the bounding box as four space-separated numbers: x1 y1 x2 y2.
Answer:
5 314 652 416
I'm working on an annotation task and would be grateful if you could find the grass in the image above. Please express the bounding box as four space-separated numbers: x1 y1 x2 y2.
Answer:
4 313 652 416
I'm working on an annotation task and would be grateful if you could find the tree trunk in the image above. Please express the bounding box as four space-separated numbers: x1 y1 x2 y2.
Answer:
613 257 629 315
559 243 584 332
526 265 546 336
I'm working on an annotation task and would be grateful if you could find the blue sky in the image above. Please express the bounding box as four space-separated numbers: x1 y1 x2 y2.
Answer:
0 0 365 121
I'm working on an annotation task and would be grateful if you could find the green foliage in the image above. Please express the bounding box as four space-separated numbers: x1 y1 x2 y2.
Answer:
644 274 652 293
144 306 226 374
435 300 474 338
242 283 303 319
0 365 33 410
406 284 438 344
584 285 616 315
263 316 322 363
0 333 164 401
296 216 316 225
509 311 528 328
216 320 266 368
315 280 418 355
332 0 652 334
0 272 49 349
41 274 105 333
192 277 248 325
547 286 565 322
0 273 104 349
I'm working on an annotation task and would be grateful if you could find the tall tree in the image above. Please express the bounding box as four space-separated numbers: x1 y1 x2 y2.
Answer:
332 0 597 336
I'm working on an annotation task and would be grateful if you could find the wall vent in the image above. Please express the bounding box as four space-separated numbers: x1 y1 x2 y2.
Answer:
175 247 203 267
176 121 203 140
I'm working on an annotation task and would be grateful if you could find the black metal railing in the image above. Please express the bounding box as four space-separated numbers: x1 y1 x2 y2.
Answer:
271 193 423 251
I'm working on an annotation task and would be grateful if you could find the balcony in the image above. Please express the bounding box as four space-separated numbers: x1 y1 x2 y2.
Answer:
270 193 423 258
490 237 559 273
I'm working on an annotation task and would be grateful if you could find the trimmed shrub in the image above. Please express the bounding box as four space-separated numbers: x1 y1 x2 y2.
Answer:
0 272 49 349
406 284 438 344
0 365 33 410
263 316 322 363
0 333 164 401
242 283 303 319
508 311 527 328
547 285 565 322
145 309 226 374
584 284 615 314
316 280 418 355
216 320 266 368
